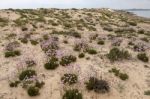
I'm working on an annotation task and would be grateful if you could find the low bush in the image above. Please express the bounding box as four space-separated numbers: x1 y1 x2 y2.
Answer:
119 73 129 81
87 49 97 55
141 37 149 42
137 53 149 62
107 48 130 62
109 68 129 81
19 70 37 81
103 26 113 32
9 81 20 87
78 53 85 58
27 86 39 96
61 73 78 85
44 57 59 70
30 40 39 45
60 55 76 66
35 81 45 88
144 90 150 95
5 50 21 57
63 89 82 99
20 38 28 44
97 40 105 45
128 21 137 26
85 77 110 93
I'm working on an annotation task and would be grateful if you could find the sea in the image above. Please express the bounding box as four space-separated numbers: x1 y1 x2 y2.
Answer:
127 10 150 18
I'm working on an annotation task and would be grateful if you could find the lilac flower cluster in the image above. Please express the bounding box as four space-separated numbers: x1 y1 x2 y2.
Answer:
41 36 59 56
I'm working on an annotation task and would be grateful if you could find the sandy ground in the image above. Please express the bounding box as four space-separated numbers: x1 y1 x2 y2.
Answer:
0 8 150 99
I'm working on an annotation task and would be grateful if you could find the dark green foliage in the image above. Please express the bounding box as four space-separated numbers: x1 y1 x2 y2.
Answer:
27 86 39 96
141 37 149 42
119 73 129 81
9 81 20 87
63 89 82 99
107 48 130 62
144 90 150 95
78 53 85 58
128 21 137 26
51 30 81 38
61 74 78 85
87 49 97 55
22 27 28 31
19 70 37 81
43 34 49 40
5 50 21 57
85 77 110 93
60 55 77 66
103 26 113 32
20 38 28 44
30 40 39 45
97 40 105 45
109 68 120 76
44 57 59 70
109 68 129 81
138 29 144 34
137 53 149 62
63 40 68 44
35 81 45 88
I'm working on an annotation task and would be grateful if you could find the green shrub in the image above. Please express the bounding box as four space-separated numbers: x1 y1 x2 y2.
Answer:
109 68 129 81
9 81 20 87
109 68 120 76
22 27 28 31
61 74 78 85
85 77 110 93
20 38 28 44
97 40 105 45
19 70 37 81
87 49 97 55
63 40 68 44
144 90 150 95
107 48 130 62
119 73 129 81
78 53 85 58
103 26 113 32
30 40 39 45
27 86 39 96
138 29 144 34
141 37 149 42
71 31 81 38
137 53 149 62
60 55 77 66
63 89 82 99
128 21 137 26
35 81 45 88
43 34 49 40
44 57 59 70
5 50 21 57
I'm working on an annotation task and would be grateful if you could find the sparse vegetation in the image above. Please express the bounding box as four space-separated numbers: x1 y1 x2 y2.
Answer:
19 70 37 81
27 86 39 96
78 53 85 58
85 77 110 93
5 50 21 57
107 48 130 62
137 53 149 62
44 57 59 70
109 68 129 80
60 55 77 66
61 73 78 85
63 89 82 99
87 49 97 55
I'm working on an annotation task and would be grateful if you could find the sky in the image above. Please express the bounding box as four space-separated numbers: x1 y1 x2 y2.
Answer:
0 0 150 9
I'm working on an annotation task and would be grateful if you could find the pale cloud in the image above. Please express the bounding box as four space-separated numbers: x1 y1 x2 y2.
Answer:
0 0 150 9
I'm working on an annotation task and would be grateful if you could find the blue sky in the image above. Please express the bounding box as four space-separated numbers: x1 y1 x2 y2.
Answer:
0 0 150 9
